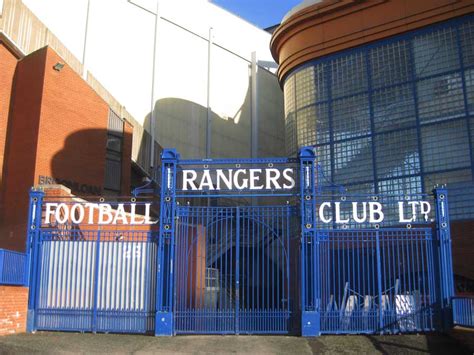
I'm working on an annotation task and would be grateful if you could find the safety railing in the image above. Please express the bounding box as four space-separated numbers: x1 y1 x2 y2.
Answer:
452 297 474 327
0 248 27 286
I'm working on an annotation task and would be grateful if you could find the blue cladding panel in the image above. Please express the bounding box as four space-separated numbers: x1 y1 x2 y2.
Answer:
452 297 474 327
33 228 157 334
0 249 27 285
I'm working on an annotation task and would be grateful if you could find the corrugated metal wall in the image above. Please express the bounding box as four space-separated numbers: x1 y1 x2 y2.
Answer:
35 238 157 333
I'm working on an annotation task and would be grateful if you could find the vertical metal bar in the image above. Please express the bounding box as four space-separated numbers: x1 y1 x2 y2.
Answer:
235 207 240 334
375 231 383 333
433 188 454 331
155 149 178 336
91 230 101 332
300 147 319 336
26 189 44 333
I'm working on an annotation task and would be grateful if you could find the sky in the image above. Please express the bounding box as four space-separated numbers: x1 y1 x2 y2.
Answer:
210 0 302 29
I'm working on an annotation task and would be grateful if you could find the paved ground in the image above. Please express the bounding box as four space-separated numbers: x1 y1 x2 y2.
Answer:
0 330 472 354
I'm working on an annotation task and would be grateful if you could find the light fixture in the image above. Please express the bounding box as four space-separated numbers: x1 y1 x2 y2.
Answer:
53 62 65 71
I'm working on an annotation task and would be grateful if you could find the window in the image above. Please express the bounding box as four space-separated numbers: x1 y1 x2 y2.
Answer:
104 109 123 193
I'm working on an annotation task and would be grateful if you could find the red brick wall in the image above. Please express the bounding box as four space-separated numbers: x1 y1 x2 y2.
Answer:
0 286 28 336
36 47 109 193
0 48 46 251
0 42 20 222
0 45 133 251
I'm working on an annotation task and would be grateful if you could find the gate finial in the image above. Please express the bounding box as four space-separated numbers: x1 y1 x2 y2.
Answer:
299 146 315 158
161 148 180 161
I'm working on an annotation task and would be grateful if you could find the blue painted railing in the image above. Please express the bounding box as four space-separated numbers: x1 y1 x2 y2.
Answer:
0 248 27 286
452 297 474 327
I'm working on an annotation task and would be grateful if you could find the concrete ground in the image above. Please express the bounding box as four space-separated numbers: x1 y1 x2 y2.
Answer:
0 330 472 354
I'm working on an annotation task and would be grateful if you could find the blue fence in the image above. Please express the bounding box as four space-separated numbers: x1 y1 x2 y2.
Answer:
452 297 474 327
23 147 463 336
0 248 27 286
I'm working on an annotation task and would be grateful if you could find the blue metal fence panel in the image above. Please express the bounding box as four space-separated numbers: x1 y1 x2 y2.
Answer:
0 249 27 285
23 147 457 336
452 297 474 327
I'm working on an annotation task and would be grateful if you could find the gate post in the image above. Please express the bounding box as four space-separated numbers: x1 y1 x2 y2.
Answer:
26 188 45 333
155 149 179 336
433 187 455 331
299 147 320 336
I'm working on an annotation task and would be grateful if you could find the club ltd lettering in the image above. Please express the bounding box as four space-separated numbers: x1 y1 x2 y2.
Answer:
181 168 296 191
318 201 431 224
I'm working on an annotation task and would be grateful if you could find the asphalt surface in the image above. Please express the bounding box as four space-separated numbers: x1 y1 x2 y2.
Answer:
0 331 472 354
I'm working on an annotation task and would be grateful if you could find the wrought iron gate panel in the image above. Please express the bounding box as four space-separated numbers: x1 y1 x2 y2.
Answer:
174 206 293 334
174 207 236 334
318 228 436 334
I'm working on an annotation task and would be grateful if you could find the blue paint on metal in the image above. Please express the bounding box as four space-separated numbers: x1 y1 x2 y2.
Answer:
22 148 458 336
27 188 44 333
452 297 474 327
433 188 455 330
299 147 319 336
155 149 178 336
0 249 27 286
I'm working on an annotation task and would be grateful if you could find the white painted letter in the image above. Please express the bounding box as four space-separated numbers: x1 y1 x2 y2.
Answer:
352 202 367 223
130 203 144 225
408 201 419 222
85 203 98 224
70 204 85 224
266 168 281 189
199 170 214 190
319 202 332 223
182 170 198 191
335 202 349 224
112 203 128 224
234 169 248 190
216 169 233 190
420 201 431 222
398 202 413 223
249 169 264 190
44 203 58 224
98 204 113 224
369 202 384 223
143 203 159 224
282 168 296 189
55 203 69 224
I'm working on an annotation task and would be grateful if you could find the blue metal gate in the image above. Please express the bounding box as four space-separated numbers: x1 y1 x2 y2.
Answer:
25 193 159 334
174 205 295 334
301 186 454 335
25 147 455 336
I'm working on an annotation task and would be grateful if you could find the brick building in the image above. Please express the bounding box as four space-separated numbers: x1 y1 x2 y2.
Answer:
0 35 133 251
